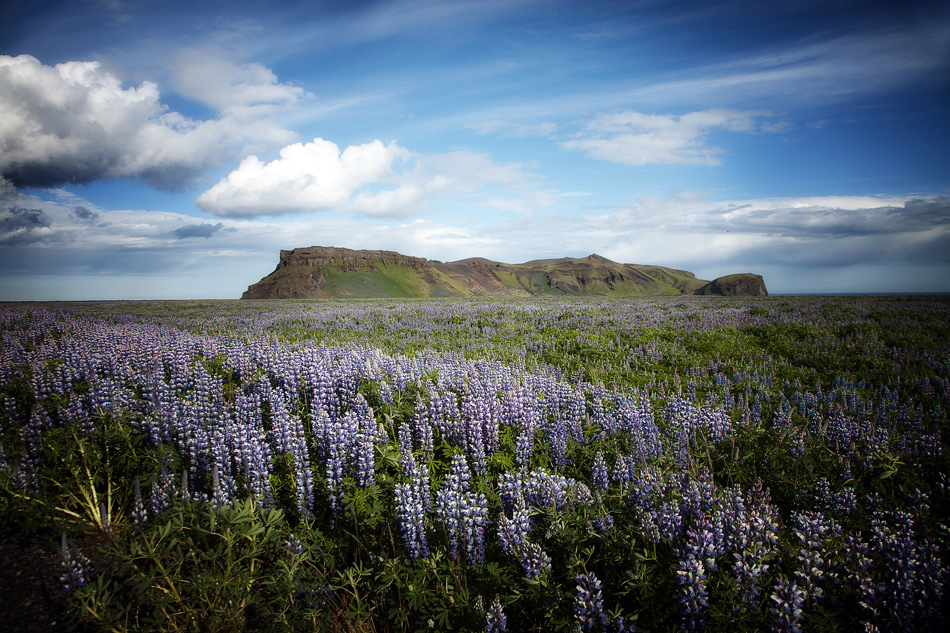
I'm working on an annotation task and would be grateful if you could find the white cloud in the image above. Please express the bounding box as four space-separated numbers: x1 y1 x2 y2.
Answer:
197 139 547 218
561 108 772 166
196 138 411 217
173 50 310 119
0 53 299 191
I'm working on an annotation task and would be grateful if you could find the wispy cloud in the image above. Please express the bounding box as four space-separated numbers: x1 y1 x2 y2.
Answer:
561 109 773 166
625 25 950 109
173 49 310 119
468 120 559 138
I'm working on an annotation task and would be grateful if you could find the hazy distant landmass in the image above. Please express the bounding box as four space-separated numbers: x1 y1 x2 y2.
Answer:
241 246 768 299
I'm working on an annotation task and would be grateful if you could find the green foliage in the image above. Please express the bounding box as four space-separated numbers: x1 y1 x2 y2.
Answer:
68 496 342 632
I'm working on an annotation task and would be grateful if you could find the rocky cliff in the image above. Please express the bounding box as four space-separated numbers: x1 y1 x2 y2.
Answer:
242 246 768 299
694 273 769 297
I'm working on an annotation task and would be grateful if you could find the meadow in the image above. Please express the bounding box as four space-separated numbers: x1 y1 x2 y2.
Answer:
0 295 947 632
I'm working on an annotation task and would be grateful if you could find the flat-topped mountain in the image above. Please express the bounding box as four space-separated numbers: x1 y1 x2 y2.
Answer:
241 246 768 299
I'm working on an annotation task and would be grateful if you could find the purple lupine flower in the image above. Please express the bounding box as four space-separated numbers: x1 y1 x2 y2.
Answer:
132 478 147 531
914 538 946 628
354 399 380 487
486 595 507 633
677 470 716 522
394 452 431 559
149 475 169 516
676 515 715 629
211 465 228 509
768 576 805 632
325 418 347 519
497 492 530 555
434 454 486 564
544 418 569 471
791 510 836 610
814 477 857 517
515 428 534 468
398 421 413 462
394 480 430 559
710 485 744 554
574 572 608 631
731 486 779 612
60 532 94 593
611 454 634 489
150 462 176 515
180 470 190 502
840 533 876 628
496 484 551 577
871 509 946 630
676 554 708 630
592 514 614 534
592 451 609 494
379 380 393 405
645 487 683 539
517 541 551 578
521 469 592 513
465 492 489 564
284 533 304 556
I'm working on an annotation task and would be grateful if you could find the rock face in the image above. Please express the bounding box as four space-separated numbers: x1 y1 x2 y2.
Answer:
242 246 767 299
694 273 769 297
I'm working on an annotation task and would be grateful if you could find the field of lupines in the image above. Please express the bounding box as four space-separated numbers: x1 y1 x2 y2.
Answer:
0 295 948 632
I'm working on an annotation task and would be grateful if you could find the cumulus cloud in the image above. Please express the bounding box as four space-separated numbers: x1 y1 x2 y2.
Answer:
561 108 772 166
196 139 545 218
196 138 411 217
0 54 299 191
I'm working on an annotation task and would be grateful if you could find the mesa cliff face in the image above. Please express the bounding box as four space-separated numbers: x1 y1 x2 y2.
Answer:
241 246 768 299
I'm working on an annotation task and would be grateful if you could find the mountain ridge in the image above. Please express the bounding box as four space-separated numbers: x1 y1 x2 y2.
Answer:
241 246 768 299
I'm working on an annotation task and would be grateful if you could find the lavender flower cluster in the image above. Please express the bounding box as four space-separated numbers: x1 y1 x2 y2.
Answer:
1 297 947 631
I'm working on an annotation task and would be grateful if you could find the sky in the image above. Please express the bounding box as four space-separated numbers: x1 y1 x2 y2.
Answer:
1 0 948 299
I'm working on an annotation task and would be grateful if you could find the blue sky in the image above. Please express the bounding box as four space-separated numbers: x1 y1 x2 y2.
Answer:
1 0 948 299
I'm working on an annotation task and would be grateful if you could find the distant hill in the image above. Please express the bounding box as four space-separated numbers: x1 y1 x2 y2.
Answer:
241 246 768 299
